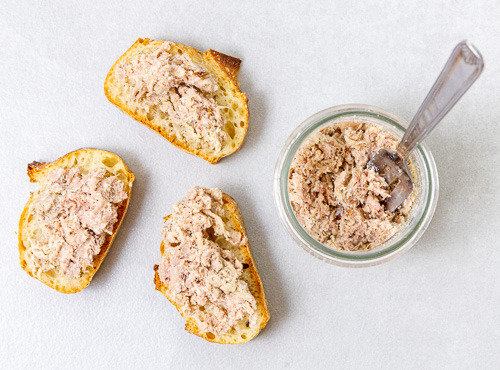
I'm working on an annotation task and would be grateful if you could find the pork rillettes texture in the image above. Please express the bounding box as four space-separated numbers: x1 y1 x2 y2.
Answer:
288 121 415 251
158 187 257 335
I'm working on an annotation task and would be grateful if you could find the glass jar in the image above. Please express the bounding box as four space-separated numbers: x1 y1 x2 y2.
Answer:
273 104 439 267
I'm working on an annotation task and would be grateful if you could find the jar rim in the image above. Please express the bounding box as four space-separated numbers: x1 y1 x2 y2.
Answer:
273 104 439 267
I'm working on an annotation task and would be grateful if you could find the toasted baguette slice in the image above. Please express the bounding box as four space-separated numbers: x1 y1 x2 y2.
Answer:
154 193 270 344
18 149 135 294
104 38 249 164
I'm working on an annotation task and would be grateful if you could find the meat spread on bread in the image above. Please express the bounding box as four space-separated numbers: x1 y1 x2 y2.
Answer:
154 186 269 344
105 38 249 164
18 149 135 293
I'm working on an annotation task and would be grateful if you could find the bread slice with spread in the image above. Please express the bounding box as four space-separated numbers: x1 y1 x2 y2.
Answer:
18 149 135 294
105 38 249 164
154 187 269 344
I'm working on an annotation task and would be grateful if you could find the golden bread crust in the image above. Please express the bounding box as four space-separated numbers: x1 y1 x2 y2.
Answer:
204 50 242 87
154 194 270 344
104 38 249 164
18 148 135 294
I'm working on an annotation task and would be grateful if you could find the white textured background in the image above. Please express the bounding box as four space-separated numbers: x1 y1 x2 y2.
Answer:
1 1 499 369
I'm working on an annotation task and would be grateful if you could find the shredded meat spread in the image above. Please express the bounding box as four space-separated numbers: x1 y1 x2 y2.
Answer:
158 187 257 335
116 41 227 151
25 168 128 278
288 121 415 251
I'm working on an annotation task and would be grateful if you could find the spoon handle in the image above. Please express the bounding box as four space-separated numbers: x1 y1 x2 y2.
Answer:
397 41 484 160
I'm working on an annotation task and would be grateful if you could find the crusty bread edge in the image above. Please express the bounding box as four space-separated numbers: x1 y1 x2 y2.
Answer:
104 38 249 164
202 49 249 162
154 193 270 344
18 148 135 294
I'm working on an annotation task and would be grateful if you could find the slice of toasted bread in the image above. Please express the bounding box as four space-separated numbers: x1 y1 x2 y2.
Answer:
18 149 135 294
104 38 249 164
154 193 270 344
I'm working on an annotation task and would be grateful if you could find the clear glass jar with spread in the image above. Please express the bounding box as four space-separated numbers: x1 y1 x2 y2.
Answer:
273 104 439 267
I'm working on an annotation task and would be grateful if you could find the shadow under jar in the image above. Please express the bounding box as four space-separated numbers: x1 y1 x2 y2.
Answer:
273 104 439 267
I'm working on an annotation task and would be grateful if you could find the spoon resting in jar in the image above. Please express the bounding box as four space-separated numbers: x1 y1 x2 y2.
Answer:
367 40 484 212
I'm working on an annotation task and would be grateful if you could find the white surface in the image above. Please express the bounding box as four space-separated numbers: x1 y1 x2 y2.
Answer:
1 1 499 369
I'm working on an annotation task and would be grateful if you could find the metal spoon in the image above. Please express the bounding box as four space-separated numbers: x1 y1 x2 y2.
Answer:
368 40 484 212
